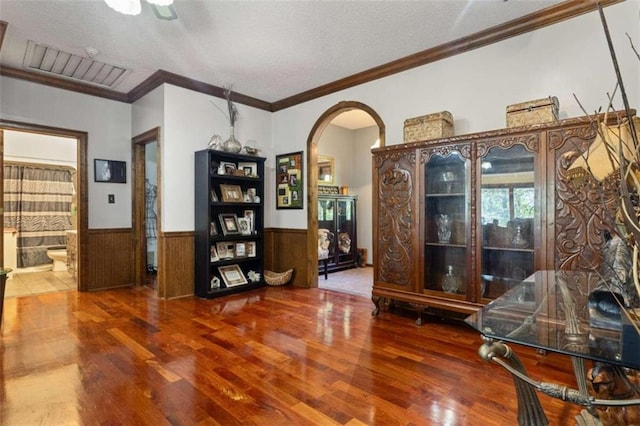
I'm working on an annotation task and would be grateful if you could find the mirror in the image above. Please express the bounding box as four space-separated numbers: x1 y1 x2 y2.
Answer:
318 155 335 184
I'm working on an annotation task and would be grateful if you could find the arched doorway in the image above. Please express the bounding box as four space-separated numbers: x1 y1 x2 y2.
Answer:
305 101 385 288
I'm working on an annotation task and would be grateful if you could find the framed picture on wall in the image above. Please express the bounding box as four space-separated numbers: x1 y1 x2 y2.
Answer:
275 151 303 209
94 159 126 183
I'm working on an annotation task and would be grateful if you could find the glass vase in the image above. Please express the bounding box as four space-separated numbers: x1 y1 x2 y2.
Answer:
441 265 459 294
223 125 242 153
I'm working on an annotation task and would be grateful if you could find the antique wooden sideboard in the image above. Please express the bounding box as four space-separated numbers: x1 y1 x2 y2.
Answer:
371 112 635 324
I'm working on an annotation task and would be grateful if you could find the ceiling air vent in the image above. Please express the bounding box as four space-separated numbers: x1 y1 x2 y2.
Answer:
23 40 129 88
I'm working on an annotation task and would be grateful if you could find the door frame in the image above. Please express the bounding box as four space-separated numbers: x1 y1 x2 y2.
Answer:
132 127 161 289
305 101 385 287
0 119 88 291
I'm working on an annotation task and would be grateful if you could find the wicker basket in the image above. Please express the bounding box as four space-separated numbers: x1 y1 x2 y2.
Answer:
264 269 293 286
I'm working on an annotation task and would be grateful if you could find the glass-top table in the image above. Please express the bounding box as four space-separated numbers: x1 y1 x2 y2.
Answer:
465 270 639 370
465 270 639 425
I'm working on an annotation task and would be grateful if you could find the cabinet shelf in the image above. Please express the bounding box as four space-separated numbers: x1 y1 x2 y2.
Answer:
425 193 466 198
425 242 466 249
211 175 262 182
482 246 534 253
211 202 261 208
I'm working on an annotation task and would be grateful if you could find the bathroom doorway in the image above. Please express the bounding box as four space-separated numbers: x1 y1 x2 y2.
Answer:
132 128 161 292
0 120 88 293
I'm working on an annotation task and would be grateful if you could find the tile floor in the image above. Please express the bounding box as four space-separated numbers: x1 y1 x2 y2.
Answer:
318 266 373 297
3 268 76 298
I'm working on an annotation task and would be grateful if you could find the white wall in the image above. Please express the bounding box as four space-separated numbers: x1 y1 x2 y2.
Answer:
0 77 132 229
161 84 272 232
270 1 640 229
4 131 77 167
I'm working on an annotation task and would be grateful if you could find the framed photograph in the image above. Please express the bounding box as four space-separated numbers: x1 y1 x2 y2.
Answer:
218 264 248 287
276 151 303 209
237 217 252 235
238 161 258 178
210 190 219 202
235 242 246 257
210 246 219 262
219 161 237 175
243 210 255 232
210 221 218 236
218 213 240 235
245 188 257 203
219 184 243 202
216 242 234 259
246 241 256 257
94 159 126 183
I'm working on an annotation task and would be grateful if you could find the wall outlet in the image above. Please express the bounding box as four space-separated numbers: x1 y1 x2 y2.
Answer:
108 194 115 203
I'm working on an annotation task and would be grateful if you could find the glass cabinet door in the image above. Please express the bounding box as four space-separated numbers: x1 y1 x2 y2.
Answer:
424 151 469 296
479 144 535 300
336 199 355 258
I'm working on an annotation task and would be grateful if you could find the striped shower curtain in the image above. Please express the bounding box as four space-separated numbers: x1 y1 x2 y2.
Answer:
4 163 74 268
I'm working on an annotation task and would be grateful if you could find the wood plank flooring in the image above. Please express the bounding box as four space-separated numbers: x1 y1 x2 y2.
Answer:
0 285 583 425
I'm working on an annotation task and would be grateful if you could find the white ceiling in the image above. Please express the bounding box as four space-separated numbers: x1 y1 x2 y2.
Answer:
0 0 566 107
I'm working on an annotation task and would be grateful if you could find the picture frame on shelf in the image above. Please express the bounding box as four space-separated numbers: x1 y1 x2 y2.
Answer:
218 213 240 235
238 161 258 178
276 151 303 209
219 184 243 202
243 210 254 232
237 217 252 235
215 242 232 259
210 246 219 262
210 221 218 236
210 190 219 202
246 241 256 257
245 188 257 203
235 242 246 257
218 264 248 287
219 161 237 175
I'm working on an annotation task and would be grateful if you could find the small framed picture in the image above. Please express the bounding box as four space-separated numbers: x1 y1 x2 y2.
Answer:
237 217 252 235
235 242 246 257
218 213 240 235
243 210 255 232
219 184 244 202
216 242 234 259
210 190 219 202
94 159 126 183
210 246 219 262
238 162 258 177
219 161 236 175
210 222 218 236
218 264 248 287
246 241 256 257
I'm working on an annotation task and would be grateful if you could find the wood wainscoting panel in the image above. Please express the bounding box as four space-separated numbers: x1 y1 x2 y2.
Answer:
264 228 309 288
158 231 194 299
87 228 134 291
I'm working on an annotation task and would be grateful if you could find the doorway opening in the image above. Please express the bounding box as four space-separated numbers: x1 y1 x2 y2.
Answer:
132 128 161 293
306 101 385 292
0 119 88 294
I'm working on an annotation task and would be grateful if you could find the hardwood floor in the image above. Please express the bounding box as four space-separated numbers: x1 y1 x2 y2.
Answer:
0 285 583 425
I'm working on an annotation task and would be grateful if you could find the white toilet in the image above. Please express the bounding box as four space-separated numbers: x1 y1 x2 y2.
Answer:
46 248 67 272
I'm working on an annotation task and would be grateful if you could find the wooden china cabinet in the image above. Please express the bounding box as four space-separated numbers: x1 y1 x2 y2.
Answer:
371 112 634 325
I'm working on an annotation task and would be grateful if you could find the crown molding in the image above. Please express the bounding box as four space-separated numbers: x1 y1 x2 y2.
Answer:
127 69 272 111
0 0 624 111
0 65 130 102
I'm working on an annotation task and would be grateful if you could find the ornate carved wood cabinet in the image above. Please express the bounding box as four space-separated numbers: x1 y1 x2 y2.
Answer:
372 113 632 324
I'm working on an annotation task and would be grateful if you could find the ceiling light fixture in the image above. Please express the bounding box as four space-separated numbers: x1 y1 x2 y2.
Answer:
104 0 175 19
